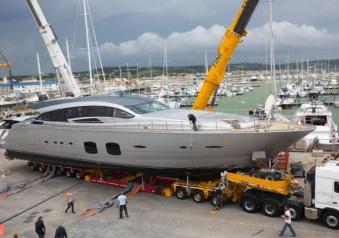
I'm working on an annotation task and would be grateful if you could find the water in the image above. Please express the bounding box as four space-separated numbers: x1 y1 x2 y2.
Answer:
216 82 339 126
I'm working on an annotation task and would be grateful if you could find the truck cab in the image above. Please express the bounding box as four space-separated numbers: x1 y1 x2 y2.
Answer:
304 161 339 229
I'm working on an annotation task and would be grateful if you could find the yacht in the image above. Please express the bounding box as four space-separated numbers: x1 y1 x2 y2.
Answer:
293 102 338 150
2 95 313 173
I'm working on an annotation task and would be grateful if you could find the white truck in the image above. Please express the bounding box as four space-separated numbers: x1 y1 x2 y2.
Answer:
303 160 339 229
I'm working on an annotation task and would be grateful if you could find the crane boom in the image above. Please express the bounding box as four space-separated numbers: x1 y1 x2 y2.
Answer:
192 0 259 110
26 0 81 97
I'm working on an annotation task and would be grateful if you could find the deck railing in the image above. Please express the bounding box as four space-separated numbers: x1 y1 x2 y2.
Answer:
30 115 309 133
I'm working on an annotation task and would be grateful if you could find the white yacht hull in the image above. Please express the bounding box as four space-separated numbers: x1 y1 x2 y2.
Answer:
4 122 312 171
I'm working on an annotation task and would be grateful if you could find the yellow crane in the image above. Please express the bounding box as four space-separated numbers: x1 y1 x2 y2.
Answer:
0 62 12 69
0 51 13 89
192 0 259 110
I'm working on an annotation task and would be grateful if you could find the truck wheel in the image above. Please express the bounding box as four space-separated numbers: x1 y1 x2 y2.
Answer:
322 211 339 229
175 187 188 199
192 190 205 203
75 171 84 180
241 197 259 213
65 169 74 178
287 204 303 221
262 199 280 217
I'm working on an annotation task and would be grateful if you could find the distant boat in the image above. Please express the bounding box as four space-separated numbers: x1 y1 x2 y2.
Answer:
293 102 338 151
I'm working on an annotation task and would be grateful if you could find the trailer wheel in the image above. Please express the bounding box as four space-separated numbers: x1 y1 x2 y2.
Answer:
265 174 275 181
175 187 188 199
38 164 45 173
192 190 205 203
28 163 36 171
262 199 280 217
75 171 84 180
322 211 339 229
56 167 64 176
241 197 259 213
65 169 74 178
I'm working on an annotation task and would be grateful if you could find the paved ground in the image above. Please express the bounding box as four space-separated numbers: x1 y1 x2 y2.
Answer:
0 156 338 238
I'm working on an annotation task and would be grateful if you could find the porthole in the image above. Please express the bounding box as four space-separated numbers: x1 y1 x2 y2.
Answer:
106 143 121 155
205 146 223 149
84 141 98 154
53 141 57 144
69 142 73 145
60 142 64 144
45 141 48 143
180 146 187 149
133 145 146 149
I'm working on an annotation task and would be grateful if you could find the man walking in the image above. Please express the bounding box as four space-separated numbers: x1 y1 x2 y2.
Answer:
55 226 67 238
279 206 297 237
117 192 129 219
65 191 75 214
35 216 46 238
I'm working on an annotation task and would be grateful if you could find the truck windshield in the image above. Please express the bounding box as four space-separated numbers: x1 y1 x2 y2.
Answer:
127 101 169 114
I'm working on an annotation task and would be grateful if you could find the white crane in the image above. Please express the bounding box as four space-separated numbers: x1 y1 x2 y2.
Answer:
26 0 81 97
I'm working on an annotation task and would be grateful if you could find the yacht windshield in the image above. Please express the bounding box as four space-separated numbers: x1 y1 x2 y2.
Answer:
127 101 169 114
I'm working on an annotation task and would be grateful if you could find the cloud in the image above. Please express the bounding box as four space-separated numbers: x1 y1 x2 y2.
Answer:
80 0 212 19
98 25 225 58
93 21 339 65
246 21 339 48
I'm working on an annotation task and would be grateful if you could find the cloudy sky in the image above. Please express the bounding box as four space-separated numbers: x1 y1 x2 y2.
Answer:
0 0 338 75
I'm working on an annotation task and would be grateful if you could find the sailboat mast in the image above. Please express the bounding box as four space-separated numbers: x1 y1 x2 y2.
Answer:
87 1 107 90
137 63 140 95
149 56 153 78
119 65 122 80
204 51 208 75
83 0 93 95
268 0 277 96
36 52 43 92
66 38 72 73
